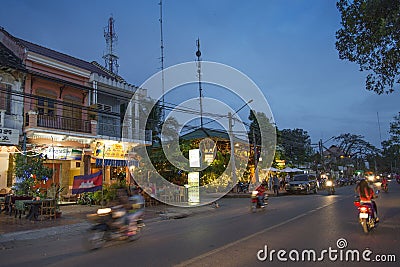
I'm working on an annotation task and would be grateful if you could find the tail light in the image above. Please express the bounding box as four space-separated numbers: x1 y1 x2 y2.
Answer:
354 201 361 207
359 206 369 213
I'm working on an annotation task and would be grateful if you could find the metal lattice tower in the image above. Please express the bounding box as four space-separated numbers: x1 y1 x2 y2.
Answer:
103 16 119 74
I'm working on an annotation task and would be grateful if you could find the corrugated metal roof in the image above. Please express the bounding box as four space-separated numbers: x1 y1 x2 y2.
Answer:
0 42 25 71
16 38 115 78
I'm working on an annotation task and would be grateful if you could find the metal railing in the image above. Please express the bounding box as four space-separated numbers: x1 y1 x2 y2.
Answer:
26 113 92 133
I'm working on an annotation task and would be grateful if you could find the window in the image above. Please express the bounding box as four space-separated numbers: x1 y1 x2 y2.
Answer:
36 89 57 116
0 83 12 114
37 96 55 116
63 95 83 131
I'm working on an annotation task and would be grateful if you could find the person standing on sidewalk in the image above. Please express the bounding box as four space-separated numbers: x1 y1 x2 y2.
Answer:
272 175 280 196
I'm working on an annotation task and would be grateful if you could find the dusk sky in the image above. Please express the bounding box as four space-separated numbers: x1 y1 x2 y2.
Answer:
1 0 399 148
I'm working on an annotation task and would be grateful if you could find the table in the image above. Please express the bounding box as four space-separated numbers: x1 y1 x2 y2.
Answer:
14 200 32 219
14 199 56 220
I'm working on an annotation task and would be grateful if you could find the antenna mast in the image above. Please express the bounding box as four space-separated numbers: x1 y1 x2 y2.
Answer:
196 38 203 128
103 15 119 74
159 0 165 121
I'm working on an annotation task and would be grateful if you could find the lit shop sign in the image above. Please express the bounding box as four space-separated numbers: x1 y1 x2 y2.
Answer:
188 172 200 204
93 142 125 159
42 147 82 160
0 127 19 145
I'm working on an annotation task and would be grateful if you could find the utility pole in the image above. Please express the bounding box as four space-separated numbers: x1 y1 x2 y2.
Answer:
159 0 165 121
228 112 237 182
253 131 259 183
196 38 203 128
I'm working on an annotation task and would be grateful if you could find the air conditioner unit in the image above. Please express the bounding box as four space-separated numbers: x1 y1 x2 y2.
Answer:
96 103 112 112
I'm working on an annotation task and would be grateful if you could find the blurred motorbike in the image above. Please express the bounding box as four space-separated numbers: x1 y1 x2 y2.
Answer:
325 180 335 195
84 206 144 250
250 190 268 212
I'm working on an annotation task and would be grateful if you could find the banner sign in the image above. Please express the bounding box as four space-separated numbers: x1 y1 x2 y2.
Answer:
72 171 102 194
0 127 19 145
42 147 82 160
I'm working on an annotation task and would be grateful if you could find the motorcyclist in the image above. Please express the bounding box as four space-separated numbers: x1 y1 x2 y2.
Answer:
355 179 379 222
255 180 268 207
381 176 388 191
109 187 131 234
126 186 145 235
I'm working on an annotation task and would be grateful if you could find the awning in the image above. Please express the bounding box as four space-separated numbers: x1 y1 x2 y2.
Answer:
95 158 139 167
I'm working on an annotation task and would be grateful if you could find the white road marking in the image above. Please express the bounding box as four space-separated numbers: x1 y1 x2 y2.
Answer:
175 196 351 267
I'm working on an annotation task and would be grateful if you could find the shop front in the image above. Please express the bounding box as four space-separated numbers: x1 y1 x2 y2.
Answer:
0 127 20 191
91 141 139 186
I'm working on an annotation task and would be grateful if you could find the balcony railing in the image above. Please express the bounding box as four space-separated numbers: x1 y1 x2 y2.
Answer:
25 113 92 134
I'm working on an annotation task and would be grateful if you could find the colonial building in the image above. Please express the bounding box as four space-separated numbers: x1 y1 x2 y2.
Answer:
0 27 150 195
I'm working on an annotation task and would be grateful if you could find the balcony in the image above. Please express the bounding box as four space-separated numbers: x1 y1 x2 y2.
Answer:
25 112 92 134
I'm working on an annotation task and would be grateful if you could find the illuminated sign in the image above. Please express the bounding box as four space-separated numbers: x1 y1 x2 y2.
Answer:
42 147 82 160
188 172 200 204
94 142 125 159
189 149 201 168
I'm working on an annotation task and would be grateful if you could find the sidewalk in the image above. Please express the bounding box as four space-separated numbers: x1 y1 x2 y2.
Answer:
0 203 216 243
0 190 287 243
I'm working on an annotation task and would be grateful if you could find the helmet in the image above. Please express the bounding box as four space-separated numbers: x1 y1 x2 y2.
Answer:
261 180 267 186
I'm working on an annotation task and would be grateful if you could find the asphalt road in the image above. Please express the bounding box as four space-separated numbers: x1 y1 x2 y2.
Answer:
1 181 399 267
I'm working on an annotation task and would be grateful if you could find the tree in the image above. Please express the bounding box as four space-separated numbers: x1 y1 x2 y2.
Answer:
248 110 276 169
13 152 53 196
333 133 378 157
278 128 313 166
336 0 400 94
333 133 379 171
381 112 400 172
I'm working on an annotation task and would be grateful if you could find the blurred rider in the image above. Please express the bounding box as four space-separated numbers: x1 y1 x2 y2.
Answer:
381 176 388 190
255 180 268 207
126 186 145 235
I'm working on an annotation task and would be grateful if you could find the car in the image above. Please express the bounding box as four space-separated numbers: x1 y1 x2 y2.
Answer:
285 174 318 194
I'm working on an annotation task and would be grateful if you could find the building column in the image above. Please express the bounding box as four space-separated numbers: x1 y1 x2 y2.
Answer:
27 110 37 127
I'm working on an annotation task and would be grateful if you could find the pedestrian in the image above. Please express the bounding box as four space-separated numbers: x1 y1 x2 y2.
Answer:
273 175 280 196
268 175 273 191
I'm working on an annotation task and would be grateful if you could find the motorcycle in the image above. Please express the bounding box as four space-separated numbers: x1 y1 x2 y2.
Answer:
84 206 144 250
237 181 249 193
250 190 268 212
354 194 379 234
325 180 335 195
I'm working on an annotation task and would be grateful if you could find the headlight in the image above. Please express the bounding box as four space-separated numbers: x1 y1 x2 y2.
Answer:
251 191 259 197
326 180 333 186
97 208 112 215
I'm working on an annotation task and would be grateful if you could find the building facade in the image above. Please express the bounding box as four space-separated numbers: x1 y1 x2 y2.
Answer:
0 27 150 195
0 40 25 191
